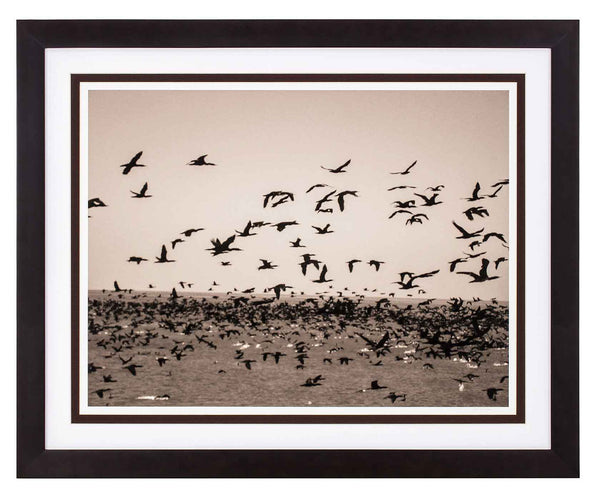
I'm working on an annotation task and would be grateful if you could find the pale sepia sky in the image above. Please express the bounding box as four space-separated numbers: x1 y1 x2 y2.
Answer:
88 88 509 299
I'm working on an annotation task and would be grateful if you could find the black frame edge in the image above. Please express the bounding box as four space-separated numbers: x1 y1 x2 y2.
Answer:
16 19 579 478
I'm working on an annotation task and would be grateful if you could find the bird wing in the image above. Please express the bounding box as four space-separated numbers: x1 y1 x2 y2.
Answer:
452 221 470 236
404 160 417 173
140 182 148 195
132 151 143 163
337 194 345 211
472 182 481 198
375 332 390 349
161 245 167 259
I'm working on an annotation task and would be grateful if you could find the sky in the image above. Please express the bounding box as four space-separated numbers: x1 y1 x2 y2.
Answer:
88 88 510 300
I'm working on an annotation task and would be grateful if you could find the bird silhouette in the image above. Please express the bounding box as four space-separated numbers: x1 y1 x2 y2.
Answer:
483 232 507 243
130 182 151 198
457 258 499 283
236 220 256 237
127 256 147 265
406 213 428 225
414 193 442 206
368 260 385 271
312 224 334 234
258 259 278 270
207 235 241 256
384 392 406 403
387 185 416 191
155 245 175 263
390 160 417 175
321 159 350 173
494 257 508 270
113 281 122 292
347 259 361 273
123 364 143 376
485 387 503 400
290 238 305 248
180 228 204 237
448 257 468 272
306 183 330 193
452 221 484 239
336 191 358 211
299 254 321 275
120 151 146 175
272 221 299 232
312 265 332 283
171 238 185 249
188 154 216 166
88 198 108 208
464 206 489 220
464 182 484 202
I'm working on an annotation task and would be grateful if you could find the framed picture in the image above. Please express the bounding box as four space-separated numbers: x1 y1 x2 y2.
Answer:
17 20 579 477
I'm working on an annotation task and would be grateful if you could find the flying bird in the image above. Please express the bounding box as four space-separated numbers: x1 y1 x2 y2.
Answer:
130 182 151 198
321 159 350 173
390 160 417 175
272 221 299 232
258 259 278 270
368 260 385 271
457 258 499 283
155 245 175 263
88 198 107 208
452 221 484 239
464 206 489 220
414 193 442 206
306 183 330 193
127 256 147 265
120 151 146 175
336 190 359 211
290 238 305 248
188 155 216 166
207 235 241 256
180 228 204 237
406 213 429 225
312 224 334 235
347 259 361 273
464 182 484 202
313 265 333 283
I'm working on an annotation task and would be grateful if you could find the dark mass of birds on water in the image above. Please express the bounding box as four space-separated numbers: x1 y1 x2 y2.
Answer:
88 152 510 407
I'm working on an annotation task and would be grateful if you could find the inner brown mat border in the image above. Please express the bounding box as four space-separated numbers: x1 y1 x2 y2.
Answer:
71 73 525 424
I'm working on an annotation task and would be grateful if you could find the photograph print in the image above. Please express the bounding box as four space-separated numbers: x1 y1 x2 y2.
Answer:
79 76 522 419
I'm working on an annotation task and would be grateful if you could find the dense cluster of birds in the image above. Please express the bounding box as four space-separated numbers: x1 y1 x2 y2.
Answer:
89 153 509 297
88 292 509 405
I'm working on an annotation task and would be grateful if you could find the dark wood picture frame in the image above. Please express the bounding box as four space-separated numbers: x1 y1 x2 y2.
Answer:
17 20 579 477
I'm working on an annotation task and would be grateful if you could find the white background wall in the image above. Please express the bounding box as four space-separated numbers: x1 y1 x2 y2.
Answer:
0 0 596 493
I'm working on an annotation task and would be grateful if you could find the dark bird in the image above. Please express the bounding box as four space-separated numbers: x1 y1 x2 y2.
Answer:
492 179 509 188
301 376 324 387
464 206 489 221
88 198 108 208
448 257 468 272
388 209 413 219
207 235 241 256
452 221 484 239
384 392 406 403
393 270 440 290
487 186 504 198
314 190 337 211
406 213 429 225
427 185 445 192
483 232 507 244
130 182 152 198
494 257 508 270
93 388 112 399
368 260 385 271
171 238 185 249
485 388 503 401
387 185 416 191
180 228 204 237
469 240 482 251
188 154 216 166
127 256 147 265
306 183 330 193
364 380 387 390
120 151 146 175
123 364 143 376
258 259 278 270
347 259 361 273
500 375 509 383
422 363 434 370
155 245 175 263
457 258 499 283
390 160 417 175
290 238 305 248
336 190 359 211
263 191 294 208
463 251 487 259
269 283 292 299
236 220 256 237
299 254 320 275
464 182 484 202
321 159 350 173
102 375 117 383
312 224 334 234
392 200 416 209
414 193 442 206
156 357 168 367
272 221 299 232
312 265 332 283
221 261 232 266
240 359 257 370
113 281 122 292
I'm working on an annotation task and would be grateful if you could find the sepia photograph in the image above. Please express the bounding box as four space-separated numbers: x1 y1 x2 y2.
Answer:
83 79 517 411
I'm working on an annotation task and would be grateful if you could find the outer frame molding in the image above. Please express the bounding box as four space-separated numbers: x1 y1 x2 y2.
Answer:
17 20 578 477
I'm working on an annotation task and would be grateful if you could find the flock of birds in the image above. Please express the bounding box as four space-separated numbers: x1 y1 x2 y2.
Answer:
88 291 509 406
89 151 509 298
87 151 510 407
